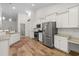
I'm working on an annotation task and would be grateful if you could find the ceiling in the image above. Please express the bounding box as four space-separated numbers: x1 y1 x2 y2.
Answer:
0 3 57 13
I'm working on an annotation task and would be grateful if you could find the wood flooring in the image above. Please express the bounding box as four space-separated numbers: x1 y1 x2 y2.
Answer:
9 37 70 56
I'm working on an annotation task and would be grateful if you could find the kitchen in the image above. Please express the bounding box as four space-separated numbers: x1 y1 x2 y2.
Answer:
0 3 79 56
32 3 79 55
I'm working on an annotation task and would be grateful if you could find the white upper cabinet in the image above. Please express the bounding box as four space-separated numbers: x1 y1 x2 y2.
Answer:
68 6 79 27
56 13 62 28
37 6 79 28
56 11 69 28
46 13 56 22
56 6 79 28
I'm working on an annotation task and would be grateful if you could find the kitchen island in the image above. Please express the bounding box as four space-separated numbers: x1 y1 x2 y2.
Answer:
8 33 20 46
0 32 10 56
0 32 20 56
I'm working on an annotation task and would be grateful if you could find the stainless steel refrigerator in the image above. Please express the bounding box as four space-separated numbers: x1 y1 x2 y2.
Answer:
42 22 57 48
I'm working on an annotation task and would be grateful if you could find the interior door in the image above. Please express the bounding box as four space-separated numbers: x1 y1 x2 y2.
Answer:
20 24 25 36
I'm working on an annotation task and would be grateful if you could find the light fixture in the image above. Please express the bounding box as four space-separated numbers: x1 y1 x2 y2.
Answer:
32 4 35 6
25 11 29 13
0 17 1 21
28 11 31 17
12 6 16 10
2 16 5 20
9 3 16 10
25 10 31 17
9 18 12 22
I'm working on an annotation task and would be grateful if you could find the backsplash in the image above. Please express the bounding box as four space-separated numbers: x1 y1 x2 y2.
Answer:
58 28 79 37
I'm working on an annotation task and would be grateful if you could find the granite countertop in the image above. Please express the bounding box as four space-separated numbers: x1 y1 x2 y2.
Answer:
0 31 19 41
55 33 70 38
0 34 10 41
68 37 79 45
55 33 79 45
6 32 18 34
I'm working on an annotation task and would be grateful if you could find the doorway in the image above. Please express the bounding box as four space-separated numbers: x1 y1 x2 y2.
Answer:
20 24 25 36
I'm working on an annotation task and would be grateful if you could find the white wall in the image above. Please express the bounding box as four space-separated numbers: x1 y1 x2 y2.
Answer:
0 5 2 29
18 10 37 38
30 11 37 38
18 13 31 37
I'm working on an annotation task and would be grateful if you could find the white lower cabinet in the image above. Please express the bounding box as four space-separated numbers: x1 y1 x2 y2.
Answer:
54 36 60 49
9 33 20 46
54 35 69 53
0 40 9 56
60 38 68 52
39 32 42 42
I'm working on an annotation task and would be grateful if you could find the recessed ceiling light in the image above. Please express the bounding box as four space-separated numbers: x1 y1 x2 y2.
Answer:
26 11 29 13
0 17 2 21
2 16 5 20
28 11 31 17
12 6 16 10
9 18 12 22
32 4 35 6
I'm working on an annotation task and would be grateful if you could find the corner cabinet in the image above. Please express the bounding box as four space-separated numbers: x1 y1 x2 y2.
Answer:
54 35 69 53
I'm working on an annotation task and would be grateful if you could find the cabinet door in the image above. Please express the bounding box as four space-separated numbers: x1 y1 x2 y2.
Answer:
39 33 42 42
56 14 62 28
69 6 79 27
56 11 69 28
54 35 69 53
9 37 14 45
61 12 69 28
60 37 68 53
54 36 60 49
